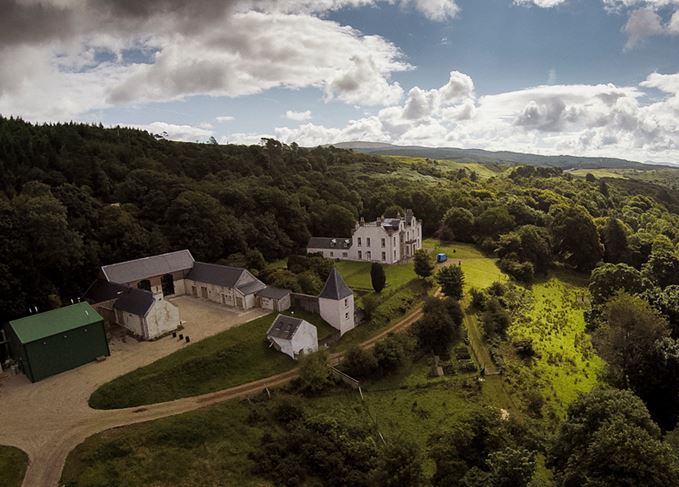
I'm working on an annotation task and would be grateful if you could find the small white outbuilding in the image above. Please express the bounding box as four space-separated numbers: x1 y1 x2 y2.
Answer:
266 314 318 360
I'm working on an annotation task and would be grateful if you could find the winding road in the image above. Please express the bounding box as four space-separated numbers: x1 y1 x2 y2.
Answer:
4 302 427 487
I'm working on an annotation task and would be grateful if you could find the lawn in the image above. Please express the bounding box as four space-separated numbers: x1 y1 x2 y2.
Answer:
89 312 297 409
0 446 28 487
424 239 508 291
334 260 416 292
503 274 603 420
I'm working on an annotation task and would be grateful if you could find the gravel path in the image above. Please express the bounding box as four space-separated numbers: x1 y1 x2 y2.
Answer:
1 298 429 487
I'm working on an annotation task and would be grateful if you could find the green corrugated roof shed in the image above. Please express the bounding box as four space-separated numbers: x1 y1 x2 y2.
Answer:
9 302 103 344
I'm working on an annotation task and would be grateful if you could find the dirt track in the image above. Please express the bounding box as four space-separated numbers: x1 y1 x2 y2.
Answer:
3 302 429 487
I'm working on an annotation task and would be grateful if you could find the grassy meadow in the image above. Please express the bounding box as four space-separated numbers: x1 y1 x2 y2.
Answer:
89 312 296 409
503 274 603 420
0 446 28 487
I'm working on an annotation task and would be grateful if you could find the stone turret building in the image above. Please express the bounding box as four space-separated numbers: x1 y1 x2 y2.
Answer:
319 268 355 336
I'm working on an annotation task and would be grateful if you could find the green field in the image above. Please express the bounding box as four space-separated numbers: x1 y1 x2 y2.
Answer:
384 155 503 180
569 168 627 179
0 446 28 487
62 400 265 487
503 274 603 419
334 260 417 292
424 239 508 290
64 355 507 486
89 312 297 409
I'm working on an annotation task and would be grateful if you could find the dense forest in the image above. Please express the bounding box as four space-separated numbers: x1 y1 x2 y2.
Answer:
7 116 679 484
3 115 679 319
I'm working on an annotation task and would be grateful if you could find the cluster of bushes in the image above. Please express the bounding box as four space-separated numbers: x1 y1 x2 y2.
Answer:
340 333 415 380
259 254 333 295
412 297 464 357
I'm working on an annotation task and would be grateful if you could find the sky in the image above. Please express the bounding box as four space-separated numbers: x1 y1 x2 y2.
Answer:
2 0 679 162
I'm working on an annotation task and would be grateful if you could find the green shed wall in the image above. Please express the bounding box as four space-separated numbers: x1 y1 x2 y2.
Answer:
23 320 109 382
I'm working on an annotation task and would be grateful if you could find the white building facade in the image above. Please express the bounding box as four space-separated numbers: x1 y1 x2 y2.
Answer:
307 210 423 264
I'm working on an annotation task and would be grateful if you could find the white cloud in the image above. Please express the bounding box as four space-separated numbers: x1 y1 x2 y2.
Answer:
216 115 235 122
624 8 665 47
286 110 313 121
132 122 214 142
245 71 679 163
513 0 569 7
0 2 412 120
257 0 459 20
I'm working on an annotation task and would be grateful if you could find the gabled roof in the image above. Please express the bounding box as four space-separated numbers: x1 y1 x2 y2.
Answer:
186 262 247 288
238 279 267 296
382 218 402 231
319 268 353 300
113 288 155 316
101 250 194 284
257 287 291 300
267 314 306 340
83 279 130 304
9 303 103 344
307 237 352 250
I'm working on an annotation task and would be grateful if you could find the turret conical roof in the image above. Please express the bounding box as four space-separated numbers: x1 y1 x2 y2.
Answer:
319 268 353 300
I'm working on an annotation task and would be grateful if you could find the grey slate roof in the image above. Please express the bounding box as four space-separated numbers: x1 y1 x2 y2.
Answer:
238 279 267 296
307 237 352 250
83 279 130 304
382 218 402 231
102 250 194 284
319 268 353 300
113 288 155 316
267 314 305 340
186 262 245 288
257 287 291 300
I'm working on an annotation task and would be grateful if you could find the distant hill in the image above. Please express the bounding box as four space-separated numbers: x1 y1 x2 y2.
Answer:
332 142 666 170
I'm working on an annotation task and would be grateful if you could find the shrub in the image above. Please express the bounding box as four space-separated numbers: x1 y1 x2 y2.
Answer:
341 345 378 379
499 259 535 284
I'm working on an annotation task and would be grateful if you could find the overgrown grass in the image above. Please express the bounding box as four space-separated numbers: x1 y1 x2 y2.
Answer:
89 313 296 409
62 401 264 487
64 362 501 485
503 275 603 421
0 446 28 487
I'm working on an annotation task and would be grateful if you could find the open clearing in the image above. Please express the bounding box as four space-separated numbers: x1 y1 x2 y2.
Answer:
503 273 603 420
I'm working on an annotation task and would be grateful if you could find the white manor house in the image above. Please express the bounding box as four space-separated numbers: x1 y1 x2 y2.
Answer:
307 210 423 264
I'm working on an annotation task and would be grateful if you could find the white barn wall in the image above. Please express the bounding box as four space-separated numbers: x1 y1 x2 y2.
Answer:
144 298 180 339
